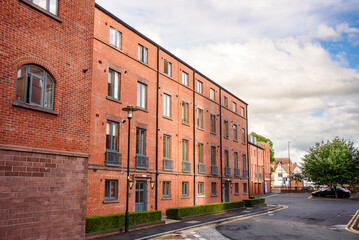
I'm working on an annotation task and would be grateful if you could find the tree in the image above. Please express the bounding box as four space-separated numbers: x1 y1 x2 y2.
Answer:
251 132 275 171
302 137 359 198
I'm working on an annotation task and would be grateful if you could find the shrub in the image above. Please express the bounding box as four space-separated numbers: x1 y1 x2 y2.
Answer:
249 196 256 199
86 210 162 233
166 201 244 220
243 198 265 207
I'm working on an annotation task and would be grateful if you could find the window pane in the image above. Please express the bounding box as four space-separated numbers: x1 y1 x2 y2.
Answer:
112 123 118 151
114 72 120 99
49 0 57 14
116 31 121 48
144 47 147 63
45 75 53 109
31 76 43 106
138 45 142 60
137 82 141 107
164 60 168 75
32 0 47 10
106 122 111 149
16 68 26 102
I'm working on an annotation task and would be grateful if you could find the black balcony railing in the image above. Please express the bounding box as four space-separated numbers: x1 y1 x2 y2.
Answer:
182 161 191 173
225 166 231 176
163 158 173 171
198 163 206 174
235 168 240 177
243 169 249 178
105 150 122 166
135 154 149 169
211 165 218 175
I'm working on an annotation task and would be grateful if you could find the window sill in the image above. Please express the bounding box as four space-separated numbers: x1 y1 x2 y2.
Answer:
103 199 120 204
105 163 121 167
12 101 59 115
162 196 172 200
106 96 122 104
234 193 239 196
136 107 148 113
224 136 229 140
198 195 205 198
162 115 173 121
20 0 62 22
210 132 216 135
182 122 190 127
197 127 204 131
181 196 190 199
211 194 217 197
234 140 238 143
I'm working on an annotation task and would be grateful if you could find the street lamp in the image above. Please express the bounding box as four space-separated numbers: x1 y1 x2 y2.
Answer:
122 105 138 233
288 141 291 190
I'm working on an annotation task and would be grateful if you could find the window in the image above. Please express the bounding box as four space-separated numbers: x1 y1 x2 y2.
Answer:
110 27 121 49
243 154 247 170
233 102 237 112
138 44 148 63
211 182 216 196
224 150 229 167
136 128 146 155
182 71 188 86
198 143 203 163
210 88 215 101
224 120 229 138
242 128 246 144
235 183 239 194
241 107 245 117
137 82 147 109
210 114 216 133
30 0 58 15
243 183 247 194
234 152 238 169
182 101 189 124
16 65 54 110
198 182 204 196
163 94 171 117
182 139 189 161
163 135 171 159
197 108 203 129
211 146 216 165
197 80 203 94
278 173 283 178
164 59 171 77
105 180 118 200
233 124 238 141
182 182 189 196
223 96 228 107
108 69 120 100
106 121 119 152
163 181 171 197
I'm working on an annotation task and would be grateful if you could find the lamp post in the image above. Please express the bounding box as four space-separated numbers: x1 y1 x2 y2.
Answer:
288 141 291 190
122 105 138 233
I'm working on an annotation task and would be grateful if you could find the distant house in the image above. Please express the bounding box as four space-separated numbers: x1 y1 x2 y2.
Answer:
273 158 304 189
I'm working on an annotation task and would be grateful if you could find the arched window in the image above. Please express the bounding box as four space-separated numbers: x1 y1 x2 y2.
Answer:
16 65 54 110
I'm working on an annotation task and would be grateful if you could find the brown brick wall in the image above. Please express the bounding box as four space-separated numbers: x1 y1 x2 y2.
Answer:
0 146 88 240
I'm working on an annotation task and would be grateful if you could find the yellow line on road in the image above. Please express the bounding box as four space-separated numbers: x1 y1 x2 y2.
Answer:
152 205 288 239
345 210 359 234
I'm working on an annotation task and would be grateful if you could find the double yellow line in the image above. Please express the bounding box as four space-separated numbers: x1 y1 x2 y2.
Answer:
346 210 359 234
152 205 288 240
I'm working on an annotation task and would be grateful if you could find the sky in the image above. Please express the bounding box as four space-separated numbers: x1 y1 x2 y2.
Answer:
96 0 359 164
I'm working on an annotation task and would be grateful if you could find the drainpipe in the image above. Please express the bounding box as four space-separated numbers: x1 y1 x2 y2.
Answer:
155 46 159 210
193 71 196 206
246 105 250 198
219 88 223 202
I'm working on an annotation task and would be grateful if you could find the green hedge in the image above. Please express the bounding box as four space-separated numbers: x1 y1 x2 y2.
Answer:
166 201 244 220
243 198 265 207
86 210 162 233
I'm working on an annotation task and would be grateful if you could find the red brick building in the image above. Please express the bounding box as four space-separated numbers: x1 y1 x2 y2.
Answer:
259 142 271 194
86 4 250 217
0 0 94 239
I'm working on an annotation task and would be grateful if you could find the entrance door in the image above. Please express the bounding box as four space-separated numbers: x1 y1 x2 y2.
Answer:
135 181 146 212
224 183 230 202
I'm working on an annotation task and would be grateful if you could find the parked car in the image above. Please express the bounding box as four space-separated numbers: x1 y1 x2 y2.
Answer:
311 186 351 198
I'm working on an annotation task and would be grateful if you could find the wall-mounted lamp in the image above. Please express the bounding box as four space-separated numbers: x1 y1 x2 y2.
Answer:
129 180 134 189
222 183 225 188
150 181 155 189
230 183 233 188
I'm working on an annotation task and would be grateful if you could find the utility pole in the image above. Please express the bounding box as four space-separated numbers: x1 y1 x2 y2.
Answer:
288 141 291 190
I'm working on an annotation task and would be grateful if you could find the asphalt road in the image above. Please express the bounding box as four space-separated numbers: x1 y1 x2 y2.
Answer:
216 193 359 240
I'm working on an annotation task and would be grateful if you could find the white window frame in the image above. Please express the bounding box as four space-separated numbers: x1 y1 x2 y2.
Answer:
182 71 188 86
198 182 204 196
210 88 215 101
138 44 148 63
197 80 203 94
164 59 172 77
137 82 147 109
163 93 171 117
110 27 121 49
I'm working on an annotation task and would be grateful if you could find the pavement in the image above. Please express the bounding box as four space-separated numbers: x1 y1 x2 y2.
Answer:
93 195 283 240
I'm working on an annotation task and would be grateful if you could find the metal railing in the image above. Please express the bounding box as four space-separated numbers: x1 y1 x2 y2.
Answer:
163 158 173 171
211 165 218 175
198 163 206 174
105 150 122 166
182 161 191 173
235 168 240 177
225 166 231 176
135 154 149 169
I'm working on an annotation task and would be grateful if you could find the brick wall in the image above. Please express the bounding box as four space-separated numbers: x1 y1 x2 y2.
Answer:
0 146 88 240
